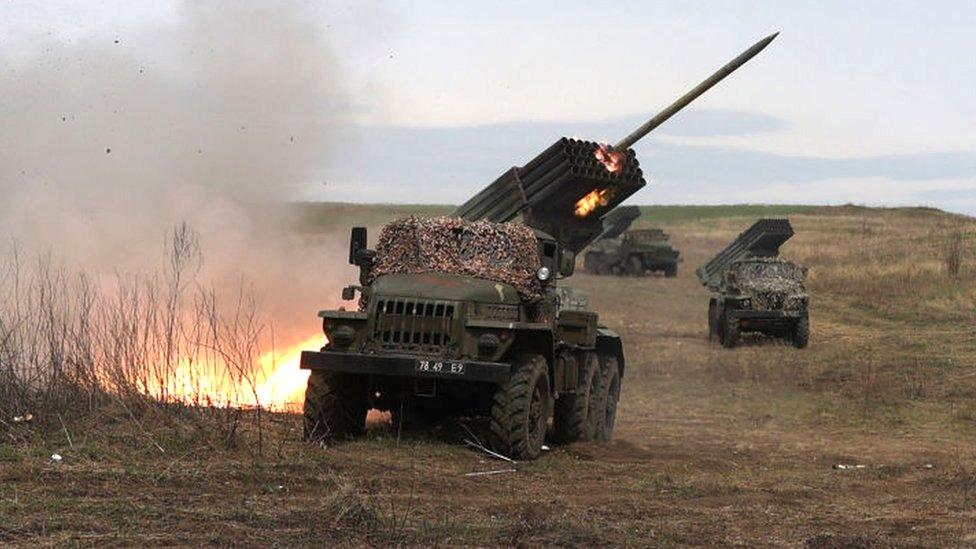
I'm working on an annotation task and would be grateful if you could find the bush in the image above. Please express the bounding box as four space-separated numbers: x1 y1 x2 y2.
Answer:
945 230 964 277
0 224 272 450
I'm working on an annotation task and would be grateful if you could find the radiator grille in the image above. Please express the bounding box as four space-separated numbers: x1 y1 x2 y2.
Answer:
372 298 456 353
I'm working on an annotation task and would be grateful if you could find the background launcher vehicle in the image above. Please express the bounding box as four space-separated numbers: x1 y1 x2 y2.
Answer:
583 205 681 277
299 33 779 459
698 218 810 349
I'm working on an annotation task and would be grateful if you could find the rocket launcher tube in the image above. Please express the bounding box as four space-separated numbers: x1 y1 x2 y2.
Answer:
613 32 779 151
696 218 794 291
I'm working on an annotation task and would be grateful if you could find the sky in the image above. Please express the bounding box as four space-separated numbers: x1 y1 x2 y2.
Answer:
1 0 974 213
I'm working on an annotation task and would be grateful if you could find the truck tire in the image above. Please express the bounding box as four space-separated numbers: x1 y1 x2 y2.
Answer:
665 264 678 278
584 253 599 274
490 354 551 460
583 252 596 274
707 299 718 342
585 253 610 275
303 370 368 442
552 352 599 443
594 355 621 441
792 315 810 349
722 310 740 349
626 255 644 276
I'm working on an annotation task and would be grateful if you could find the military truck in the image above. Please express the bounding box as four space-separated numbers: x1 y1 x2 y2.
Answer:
299 33 779 459
583 206 681 276
697 219 809 349
301 216 625 459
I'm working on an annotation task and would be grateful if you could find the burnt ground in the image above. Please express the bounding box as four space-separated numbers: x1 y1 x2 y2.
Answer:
2 205 976 547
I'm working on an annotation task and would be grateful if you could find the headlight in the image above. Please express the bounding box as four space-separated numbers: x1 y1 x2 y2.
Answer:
477 333 501 358
331 325 357 350
537 266 551 281
739 298 751 308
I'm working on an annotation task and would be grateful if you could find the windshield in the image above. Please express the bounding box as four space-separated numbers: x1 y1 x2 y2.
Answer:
732 260 802 281
627 230 667 243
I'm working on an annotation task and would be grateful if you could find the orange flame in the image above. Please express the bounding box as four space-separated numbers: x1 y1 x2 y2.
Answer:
574 188 612 218
149 333 322 412
595 143 624 173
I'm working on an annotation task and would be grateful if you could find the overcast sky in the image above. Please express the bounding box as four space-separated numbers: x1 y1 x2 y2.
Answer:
2 1 974 213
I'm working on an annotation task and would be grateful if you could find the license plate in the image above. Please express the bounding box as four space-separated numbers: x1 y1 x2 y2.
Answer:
415 360 465 376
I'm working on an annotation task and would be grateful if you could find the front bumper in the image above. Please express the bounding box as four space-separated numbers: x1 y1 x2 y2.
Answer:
731 309 803 320
729 309 804 331
299 350 511 383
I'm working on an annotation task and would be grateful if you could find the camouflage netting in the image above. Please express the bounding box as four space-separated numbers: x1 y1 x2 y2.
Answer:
731 258 807 310
368 216 542 300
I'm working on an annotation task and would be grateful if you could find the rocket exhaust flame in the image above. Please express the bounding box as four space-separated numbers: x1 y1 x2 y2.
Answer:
594 144 624 173
575 188 613 218
149 334 322 412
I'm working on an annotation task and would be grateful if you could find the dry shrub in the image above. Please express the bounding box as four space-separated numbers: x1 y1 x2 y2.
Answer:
0 224 276 451
944 230 964 277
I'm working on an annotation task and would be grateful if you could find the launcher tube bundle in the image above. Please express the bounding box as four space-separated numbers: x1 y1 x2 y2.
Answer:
454 139 645 253
453 32 779 255
696 218 795 291
596 205 642 241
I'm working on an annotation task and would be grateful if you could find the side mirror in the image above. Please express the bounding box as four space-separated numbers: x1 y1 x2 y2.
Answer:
341 286 357 301
349 227 367 265
559 250 575 277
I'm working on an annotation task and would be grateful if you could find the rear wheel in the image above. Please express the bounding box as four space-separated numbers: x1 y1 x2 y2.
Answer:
626 255 644 276
722 310 740 349
303 370 368 442
584 253 598 274
490 354 551 460
553 352 598 443
792 315 810 348
594 355 621 441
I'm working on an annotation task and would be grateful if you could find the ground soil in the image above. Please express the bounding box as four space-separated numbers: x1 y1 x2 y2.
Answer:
2 205 975 547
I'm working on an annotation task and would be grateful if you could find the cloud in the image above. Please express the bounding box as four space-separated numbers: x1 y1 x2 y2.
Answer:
314 114 976 214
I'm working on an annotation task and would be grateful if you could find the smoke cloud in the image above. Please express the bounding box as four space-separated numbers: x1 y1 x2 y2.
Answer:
0 1 357 342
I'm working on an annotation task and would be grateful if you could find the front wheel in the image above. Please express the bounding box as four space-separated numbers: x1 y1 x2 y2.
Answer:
626 256 644 276
792 315 810 349
303 370 368 442
584 253 608 275
707 300 718 342
664 264 678 278
490 354 551 460
722 311 740 349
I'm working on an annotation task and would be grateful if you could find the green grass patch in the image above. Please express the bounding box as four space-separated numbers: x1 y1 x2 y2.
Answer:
0 443 21 462
637 472 704 498
639 204 817 223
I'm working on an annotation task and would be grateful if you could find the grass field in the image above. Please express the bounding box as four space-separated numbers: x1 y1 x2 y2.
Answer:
2 203 975 546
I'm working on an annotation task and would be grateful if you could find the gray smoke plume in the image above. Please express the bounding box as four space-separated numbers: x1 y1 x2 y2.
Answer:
0 1 357 341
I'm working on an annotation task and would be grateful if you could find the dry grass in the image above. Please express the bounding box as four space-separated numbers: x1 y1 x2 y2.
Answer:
2 204 976 546
0 223 279 453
